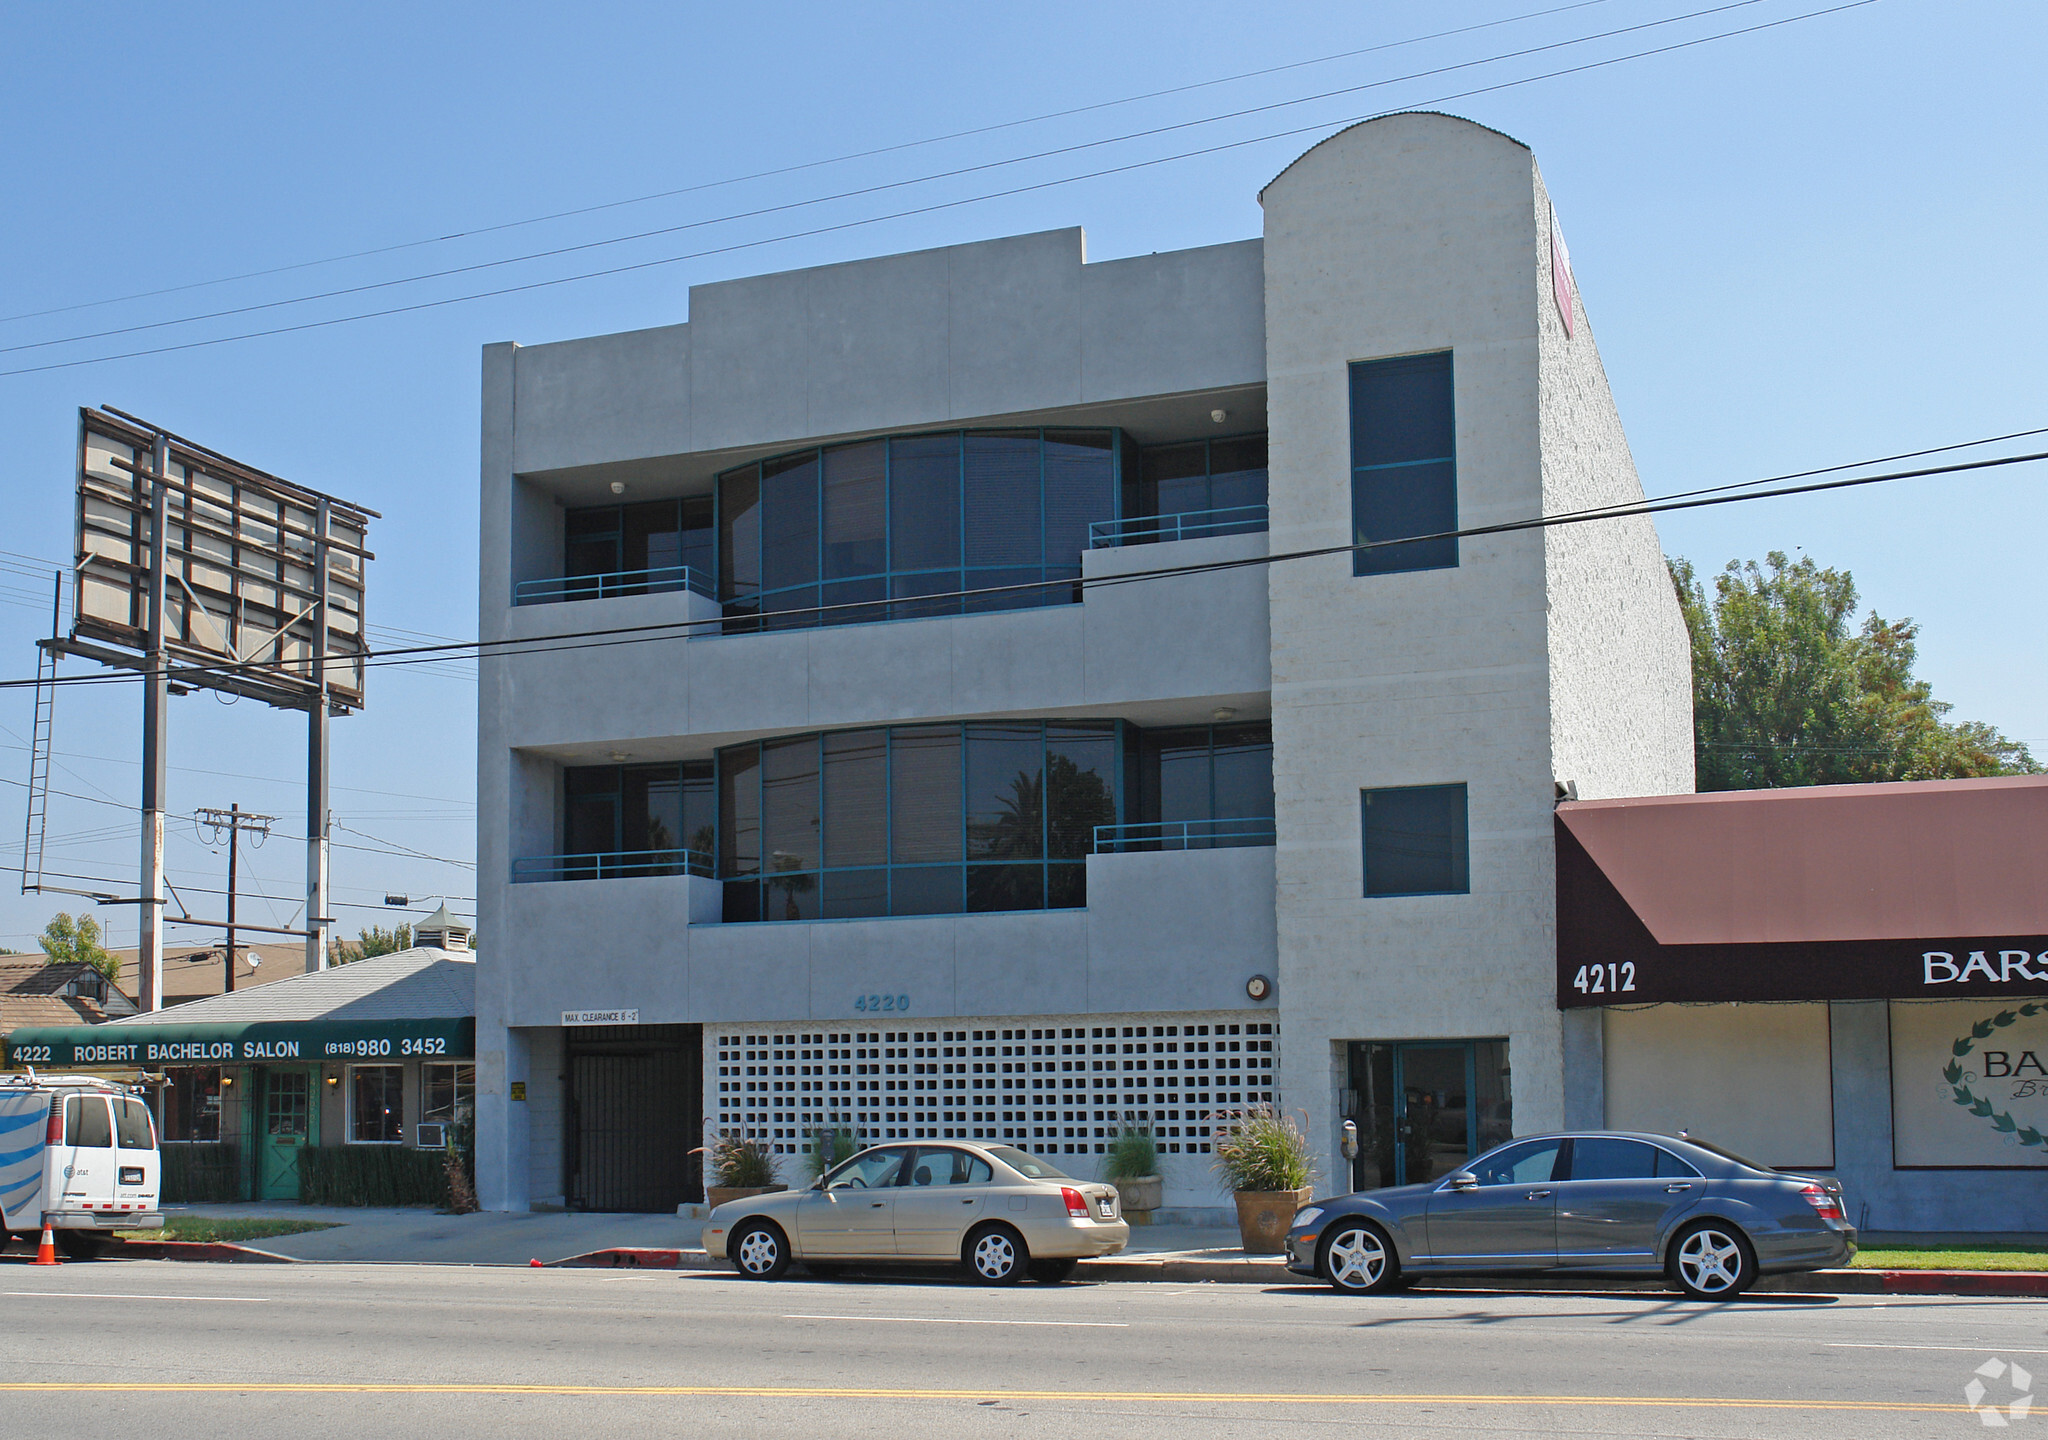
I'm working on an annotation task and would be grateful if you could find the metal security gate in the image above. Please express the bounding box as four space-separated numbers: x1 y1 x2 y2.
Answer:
564 1024 701 1212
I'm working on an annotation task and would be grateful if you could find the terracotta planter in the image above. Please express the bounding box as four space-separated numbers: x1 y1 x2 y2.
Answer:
707 1183 786 1208
1114 1174 1163 1217
1233 1187 1313 1253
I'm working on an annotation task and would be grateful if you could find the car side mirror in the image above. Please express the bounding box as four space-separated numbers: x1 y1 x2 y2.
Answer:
1448 1172 1479 1191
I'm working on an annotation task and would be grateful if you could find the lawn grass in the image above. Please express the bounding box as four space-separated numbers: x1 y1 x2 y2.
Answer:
113 1216 342 1244
1850 1246 2048 1272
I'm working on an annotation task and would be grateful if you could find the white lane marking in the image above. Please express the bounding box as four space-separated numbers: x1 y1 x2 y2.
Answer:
3 1291 268 1303
783 1314 1127 1328
1830 1343 2048 1354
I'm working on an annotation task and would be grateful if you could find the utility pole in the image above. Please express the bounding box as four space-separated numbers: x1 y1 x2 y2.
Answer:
196 806 276 994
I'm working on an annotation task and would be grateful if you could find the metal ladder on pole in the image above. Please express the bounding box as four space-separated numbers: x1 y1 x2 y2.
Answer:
19 572 60 895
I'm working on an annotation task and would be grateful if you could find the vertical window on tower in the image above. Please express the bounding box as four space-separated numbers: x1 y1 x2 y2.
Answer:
1349 352 1456 575
1360 783 1470 896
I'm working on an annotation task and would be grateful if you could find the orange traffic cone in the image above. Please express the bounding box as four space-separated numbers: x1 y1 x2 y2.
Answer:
30 1221 60 1266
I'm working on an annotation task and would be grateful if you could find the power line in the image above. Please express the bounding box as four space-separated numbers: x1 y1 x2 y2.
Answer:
0 1 1627 327
0 0 1875 380
0 433 2036 697
0 1 1776 359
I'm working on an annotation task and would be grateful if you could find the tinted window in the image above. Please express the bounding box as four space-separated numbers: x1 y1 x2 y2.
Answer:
719 428 1114 631
66 1095 112 1148
1362 783 1469 896
1350 351 1456 575
1468 1139 1561 1186
1567 1138 1659 1181
115 1098 155 1150
987 1145 1071 1181
1677 1135 1773 1173
1130 723 1275 849
1654 1147 1701 1179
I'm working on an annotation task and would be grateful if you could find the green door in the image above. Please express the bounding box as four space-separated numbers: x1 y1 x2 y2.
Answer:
258 1068 316 1201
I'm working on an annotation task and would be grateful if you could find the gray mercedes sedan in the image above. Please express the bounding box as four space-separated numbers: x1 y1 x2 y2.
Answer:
1286 1131 1855 1299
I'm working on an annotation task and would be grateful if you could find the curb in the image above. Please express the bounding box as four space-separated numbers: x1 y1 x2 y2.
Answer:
88 1240 2048 1297
109 1240 298 1264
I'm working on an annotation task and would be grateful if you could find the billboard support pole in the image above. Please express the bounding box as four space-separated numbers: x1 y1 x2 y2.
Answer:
306 497 332 974
137 434 170 1013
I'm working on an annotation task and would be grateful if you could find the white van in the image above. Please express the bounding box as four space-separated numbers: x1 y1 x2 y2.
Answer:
0 1074 163 1258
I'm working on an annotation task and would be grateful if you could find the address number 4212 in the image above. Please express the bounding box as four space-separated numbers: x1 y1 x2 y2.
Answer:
855 994 910 1013
1572 963 1636 995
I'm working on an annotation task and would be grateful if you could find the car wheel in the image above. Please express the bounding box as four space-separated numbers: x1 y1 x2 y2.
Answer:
730 1221 791 1281
1028 1257 1078 1284
1669 1221 1756 1300
1319 1221 1400 1295
55 1230 109 1261
965 1224 1028 1285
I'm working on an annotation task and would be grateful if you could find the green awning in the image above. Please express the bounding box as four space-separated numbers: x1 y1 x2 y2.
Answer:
5 1016 474 1068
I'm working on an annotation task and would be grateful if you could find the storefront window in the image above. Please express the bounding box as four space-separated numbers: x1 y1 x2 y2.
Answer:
423 1063 475 1129
1343 1038 1510 1190
161 1065 222 1143
349 1065 403 1144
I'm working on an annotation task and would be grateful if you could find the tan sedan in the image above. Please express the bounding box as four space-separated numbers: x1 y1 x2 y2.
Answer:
705 1141 1129 1284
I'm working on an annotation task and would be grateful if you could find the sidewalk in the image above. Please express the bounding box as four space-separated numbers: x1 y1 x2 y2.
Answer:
12 1204 2042 1297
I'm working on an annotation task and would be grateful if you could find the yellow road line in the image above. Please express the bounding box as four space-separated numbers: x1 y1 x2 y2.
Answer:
0 1384 1969 1412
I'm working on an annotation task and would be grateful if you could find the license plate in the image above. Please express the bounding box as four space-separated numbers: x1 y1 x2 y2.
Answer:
1095 1198 1114 1218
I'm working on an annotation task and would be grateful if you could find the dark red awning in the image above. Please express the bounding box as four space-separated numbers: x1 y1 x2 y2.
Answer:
1555 776 2048 1006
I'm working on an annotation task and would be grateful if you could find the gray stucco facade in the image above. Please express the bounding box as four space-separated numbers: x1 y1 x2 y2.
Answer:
486 112 2017 1227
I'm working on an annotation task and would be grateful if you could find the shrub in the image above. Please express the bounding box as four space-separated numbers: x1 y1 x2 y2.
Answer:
1210 1105 1318 1193
1104 1125 1159 1181
299 1145 451 1207
704 1130 777 1188
161 1143 246 1203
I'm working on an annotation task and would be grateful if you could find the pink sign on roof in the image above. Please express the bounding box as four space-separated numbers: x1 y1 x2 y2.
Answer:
1550 205 1575 338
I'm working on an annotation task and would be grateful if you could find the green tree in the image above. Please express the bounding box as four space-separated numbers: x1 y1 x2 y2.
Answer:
331 922 413 965
40 911 117 983
1672 552 2037 790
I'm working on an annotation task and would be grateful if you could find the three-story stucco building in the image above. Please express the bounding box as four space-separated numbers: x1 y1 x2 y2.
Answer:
473 112 1692 1215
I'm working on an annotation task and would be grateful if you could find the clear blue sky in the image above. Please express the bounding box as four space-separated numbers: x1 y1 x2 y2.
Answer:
0 0 2040 952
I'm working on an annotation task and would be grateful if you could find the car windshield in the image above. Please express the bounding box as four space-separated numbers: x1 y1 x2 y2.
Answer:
986 1146 1070 1180
1670 1134 1773 1173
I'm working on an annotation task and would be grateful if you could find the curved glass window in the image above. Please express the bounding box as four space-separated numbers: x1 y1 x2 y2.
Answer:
718 721 1119 921
717 429 1117 632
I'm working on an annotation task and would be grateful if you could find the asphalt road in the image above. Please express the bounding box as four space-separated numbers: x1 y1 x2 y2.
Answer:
0 1259 2040 1438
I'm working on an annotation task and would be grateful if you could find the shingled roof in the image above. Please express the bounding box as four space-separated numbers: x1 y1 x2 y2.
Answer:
0 956 138 1030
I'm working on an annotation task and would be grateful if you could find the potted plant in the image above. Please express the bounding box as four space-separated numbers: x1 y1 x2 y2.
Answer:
1211 1104 1318 1253
1104 1125 1162 1223
700 1130 785 1208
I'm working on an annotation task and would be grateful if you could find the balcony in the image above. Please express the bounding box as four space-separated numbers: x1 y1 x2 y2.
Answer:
513 565 716 607
1088 504 1269 548
511 848 714 882
1092 817 1277 853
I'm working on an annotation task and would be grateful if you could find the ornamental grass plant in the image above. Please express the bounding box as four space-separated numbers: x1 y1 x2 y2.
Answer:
1104 1125 1160 1181
704 1130 778 1189
805 1127 865 1181
1210 1104 1318 1193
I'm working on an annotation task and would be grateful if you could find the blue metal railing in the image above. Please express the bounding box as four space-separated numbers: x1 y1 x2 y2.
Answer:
1088 505 1269 549
1092 817 1277 853
511 849 714 882
513 565 716 606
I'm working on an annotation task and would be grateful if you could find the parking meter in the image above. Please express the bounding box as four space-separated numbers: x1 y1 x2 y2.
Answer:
1340 1120 1359 1162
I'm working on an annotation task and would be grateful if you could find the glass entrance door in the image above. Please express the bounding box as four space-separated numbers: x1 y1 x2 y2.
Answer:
258 1068 315 1201
1344 1040 1511 1191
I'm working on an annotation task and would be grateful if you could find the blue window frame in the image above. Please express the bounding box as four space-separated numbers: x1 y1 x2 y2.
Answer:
1361 783 1469 896
555 497 714 600
716 429 1117 633
1350 352 1456 575
717 721 1119 922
